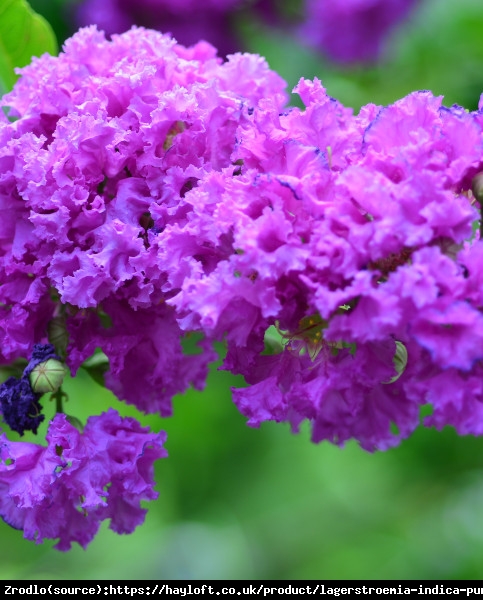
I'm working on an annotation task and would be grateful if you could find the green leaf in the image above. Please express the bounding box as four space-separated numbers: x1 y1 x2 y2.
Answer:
81 350 110 388
0 358 27 384
263 325 284 355
65 413 84 433
0 0 57 94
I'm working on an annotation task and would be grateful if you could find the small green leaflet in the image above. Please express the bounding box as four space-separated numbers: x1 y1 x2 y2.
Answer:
383 341 408 385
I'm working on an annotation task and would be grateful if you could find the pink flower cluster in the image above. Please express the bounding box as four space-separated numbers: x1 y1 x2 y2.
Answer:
165 80 483 450
0 409 166 550
2 25 483 548
0 26 286 416
0 26 286 548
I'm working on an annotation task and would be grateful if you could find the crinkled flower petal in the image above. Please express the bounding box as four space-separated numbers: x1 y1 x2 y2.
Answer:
0 409 167 550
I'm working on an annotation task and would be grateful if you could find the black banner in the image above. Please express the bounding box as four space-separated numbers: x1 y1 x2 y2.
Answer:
1 582 482 598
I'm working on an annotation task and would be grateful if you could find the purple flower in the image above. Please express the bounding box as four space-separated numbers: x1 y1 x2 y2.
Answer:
66 298 217 415
0 409 167 550
0 378 43 436
230 340 419 452
299 0 420 63
162 77 483 449
3 18 483 505
0 26 286 415
75 0 244 56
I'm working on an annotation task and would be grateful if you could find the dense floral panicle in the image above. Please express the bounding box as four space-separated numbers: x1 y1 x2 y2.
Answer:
229 340 420 452
168 82 478 332
0 26 286 414
0 409 167 550
162 77 483 449
300 0 420 63
3 21 483 462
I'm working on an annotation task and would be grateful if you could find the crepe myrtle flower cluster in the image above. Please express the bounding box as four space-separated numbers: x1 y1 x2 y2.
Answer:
1 26 483 549
299 0 421 63
172 80 483 451
0 409 167 550
0 25 285 549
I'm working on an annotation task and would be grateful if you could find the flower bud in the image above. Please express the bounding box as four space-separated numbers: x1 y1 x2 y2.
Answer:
66 414 84 433
472 172 483 204
29 359 66 394
383 341 408 384
47 316 69 358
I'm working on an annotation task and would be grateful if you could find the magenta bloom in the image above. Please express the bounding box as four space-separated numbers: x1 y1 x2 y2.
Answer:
0 26 286 416
165 78 483 450
0 27 286 548
0 409 167 550
3 21 483 551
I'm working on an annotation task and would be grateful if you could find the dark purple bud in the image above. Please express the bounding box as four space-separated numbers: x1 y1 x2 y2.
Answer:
0 377 44 436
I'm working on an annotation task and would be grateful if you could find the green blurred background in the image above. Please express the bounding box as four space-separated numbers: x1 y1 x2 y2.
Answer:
2 0 483 580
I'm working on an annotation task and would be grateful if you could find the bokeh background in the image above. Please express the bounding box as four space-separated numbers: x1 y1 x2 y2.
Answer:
2 0 483 580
